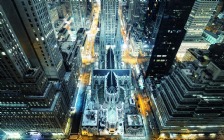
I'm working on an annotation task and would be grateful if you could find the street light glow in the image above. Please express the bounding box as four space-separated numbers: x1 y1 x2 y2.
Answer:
6 132 21 139
122 43 128 49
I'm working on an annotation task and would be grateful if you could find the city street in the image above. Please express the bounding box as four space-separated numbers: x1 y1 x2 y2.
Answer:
135 94 150 117
0 0 222 139
118 3 149 67
69 2 100 139
82 2 100 65
70 82 87 134
70 64 92 135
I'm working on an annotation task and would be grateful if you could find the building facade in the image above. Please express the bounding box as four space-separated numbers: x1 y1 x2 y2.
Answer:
48 3 59 36
13 0 65 79
146 0 196 78
184 0 219 41
99 0 122 69
70 0 87 32
203 30 224 44
100 0 119 46
127 0 149 24
176 0 219 61
0 5 69 133
146 46 224 134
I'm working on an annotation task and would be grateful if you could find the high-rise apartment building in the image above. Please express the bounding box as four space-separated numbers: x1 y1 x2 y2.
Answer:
145 46 224 134
12 0 65 79
146 0 196 78
70 0 87 31
176 0 219 61
0 5 69 132
99 0 122 69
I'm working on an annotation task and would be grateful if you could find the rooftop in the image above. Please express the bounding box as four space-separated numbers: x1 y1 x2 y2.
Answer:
60 41 75 54
107 108 117 123
82 110 98 126
106 48 115 69
127 115 143 126
107 71 117 93
64 72 71 81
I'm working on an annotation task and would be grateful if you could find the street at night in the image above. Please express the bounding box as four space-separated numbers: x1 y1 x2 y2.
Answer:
0 0 224 140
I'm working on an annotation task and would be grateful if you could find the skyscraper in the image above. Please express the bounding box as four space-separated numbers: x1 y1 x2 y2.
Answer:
184 0 219 41
176 0 219 61
145 46 224 134
146 0 196 78
100 0 119 46
99 0 121 69
127 0 149 23
12 0 65 79
70 0 87 31
0 4 69 132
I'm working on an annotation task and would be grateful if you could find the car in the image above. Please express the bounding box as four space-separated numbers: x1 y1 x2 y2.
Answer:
26 131 40 136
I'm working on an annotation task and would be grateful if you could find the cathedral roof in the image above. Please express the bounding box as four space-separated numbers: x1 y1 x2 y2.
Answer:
107 71 117 93
106 48 115 69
